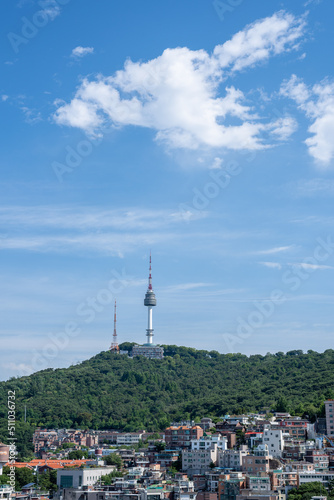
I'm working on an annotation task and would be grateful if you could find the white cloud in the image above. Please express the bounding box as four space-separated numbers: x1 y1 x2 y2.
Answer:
281 75 334 166
71 46 94 58
53 11 306 151
0 206 194 230
209 157 224 170
213 10 306 73
1 95 9 102
256 245 295 255
21 106 42 124
290 263 334 270
0 206 207 256
165 282 213 292
293 178 334 197
38 0 61 20
260 261 282 269
268 116 298 140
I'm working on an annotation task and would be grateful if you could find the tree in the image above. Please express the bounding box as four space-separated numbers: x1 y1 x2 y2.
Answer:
68 450 89 460
104 454 123 469
288 482 329 500
2 466 35 491
37 470 57 492
154 441 166 451
100 471 124 485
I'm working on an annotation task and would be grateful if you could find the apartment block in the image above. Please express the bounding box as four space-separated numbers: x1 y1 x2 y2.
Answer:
165 426 203 449
325 400 334 439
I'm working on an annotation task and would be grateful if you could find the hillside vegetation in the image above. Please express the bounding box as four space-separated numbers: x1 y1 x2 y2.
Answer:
0 345 333 456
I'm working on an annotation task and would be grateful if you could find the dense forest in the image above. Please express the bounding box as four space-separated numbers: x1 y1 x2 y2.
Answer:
0 344 334 458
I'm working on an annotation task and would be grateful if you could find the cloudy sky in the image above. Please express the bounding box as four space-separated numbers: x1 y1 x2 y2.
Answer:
1 0 334 381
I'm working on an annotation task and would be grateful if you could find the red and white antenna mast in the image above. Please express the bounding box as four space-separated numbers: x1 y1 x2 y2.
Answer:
110 299 119 352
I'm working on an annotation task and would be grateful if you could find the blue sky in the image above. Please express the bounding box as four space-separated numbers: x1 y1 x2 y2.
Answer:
1 0 334 381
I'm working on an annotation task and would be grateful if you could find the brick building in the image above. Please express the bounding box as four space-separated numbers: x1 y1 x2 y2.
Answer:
165 426 203 449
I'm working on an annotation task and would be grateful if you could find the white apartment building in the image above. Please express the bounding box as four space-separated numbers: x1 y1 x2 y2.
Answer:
116 433 145 446
263 428 284 457
182 446 218 473
191 435 228 451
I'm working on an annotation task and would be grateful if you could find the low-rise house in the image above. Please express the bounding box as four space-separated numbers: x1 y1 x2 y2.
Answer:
304 450 329 471
247 476 271 492
298 472 334 487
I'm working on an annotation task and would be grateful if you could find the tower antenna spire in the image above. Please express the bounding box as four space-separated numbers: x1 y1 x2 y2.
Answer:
110 299 119 352
148 251 152 290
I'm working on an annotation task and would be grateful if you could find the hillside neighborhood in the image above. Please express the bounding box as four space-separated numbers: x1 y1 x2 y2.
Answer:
2 400 334 500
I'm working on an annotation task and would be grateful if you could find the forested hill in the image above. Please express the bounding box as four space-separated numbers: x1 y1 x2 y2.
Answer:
1 345 334 434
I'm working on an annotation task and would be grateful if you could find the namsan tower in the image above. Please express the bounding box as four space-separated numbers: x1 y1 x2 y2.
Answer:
132 254 164 359
144 253 156 344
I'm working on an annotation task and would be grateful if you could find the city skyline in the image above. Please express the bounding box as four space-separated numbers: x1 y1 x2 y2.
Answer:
1 0 334 381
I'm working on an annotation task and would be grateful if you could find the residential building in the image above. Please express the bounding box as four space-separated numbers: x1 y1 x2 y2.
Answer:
116 433 146 446
165 426 203 449
325 401 334 439
0 486 12 500
206 472 222 493
282 444 306 460
247 476 271 492
271 470 297 488
262 429 284 458
217 432 236 450
191 436 228 452
57 467 115 489
182 446 218 474
218 449 248 471
304 450 329 471
235 491 285 500
279 420 307 441
242 445 272 475
298 472 334 487
218 473 247 500
200 419 214 431
147 449 180 468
